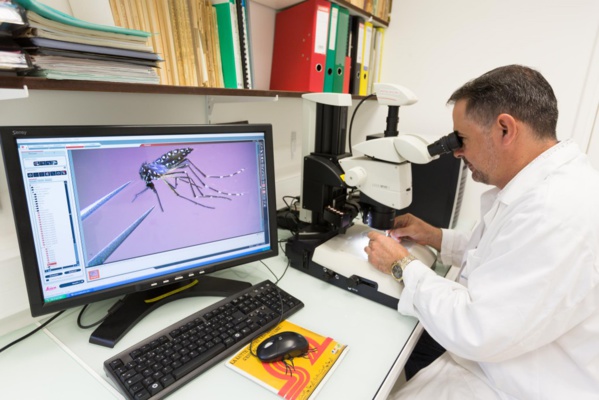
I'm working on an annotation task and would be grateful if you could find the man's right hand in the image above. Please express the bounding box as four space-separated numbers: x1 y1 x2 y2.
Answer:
388 213 443 252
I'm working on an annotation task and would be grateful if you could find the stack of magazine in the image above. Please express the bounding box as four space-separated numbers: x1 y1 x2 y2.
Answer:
10 0 162 84
0 0 31 75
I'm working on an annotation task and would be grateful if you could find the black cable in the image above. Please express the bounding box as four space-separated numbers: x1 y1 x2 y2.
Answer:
0 310 65 354
77 299 124 329
250 259 287 359
259 241 290 285
260 260 280 283
279 195 302 235
348 93 377 156
282 195 300 211
77 304 106 329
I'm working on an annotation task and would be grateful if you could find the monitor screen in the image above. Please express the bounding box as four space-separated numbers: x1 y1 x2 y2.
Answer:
1 124 277 345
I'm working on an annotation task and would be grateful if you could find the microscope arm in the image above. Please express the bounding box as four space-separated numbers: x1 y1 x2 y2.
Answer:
339 134 436 210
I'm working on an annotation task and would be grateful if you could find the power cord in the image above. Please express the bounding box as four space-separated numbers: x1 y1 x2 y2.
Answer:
0 310 66 354
277 195 305 234
348 93 377 156
76 299 124 329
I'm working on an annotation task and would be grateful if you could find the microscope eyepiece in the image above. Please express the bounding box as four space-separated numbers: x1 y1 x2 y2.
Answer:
427 131 462 157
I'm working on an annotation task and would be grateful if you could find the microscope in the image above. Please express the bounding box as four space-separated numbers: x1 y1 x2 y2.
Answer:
285 84 462 308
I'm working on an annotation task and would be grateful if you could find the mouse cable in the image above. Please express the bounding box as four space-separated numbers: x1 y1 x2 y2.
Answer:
259 240 290 285
0 310 65 355
251 257 287 359
248 286 285 359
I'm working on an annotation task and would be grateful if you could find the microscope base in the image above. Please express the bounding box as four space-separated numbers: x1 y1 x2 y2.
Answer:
285 232 400 309
285 224 438 309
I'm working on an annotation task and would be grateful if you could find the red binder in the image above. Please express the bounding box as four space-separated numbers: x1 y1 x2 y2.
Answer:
343 56 351 93
269 0 331 92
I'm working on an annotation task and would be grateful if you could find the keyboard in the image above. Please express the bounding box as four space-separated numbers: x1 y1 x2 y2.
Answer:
103 280 304 400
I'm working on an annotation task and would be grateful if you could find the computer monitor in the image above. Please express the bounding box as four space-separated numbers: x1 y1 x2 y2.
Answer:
0 124 277 347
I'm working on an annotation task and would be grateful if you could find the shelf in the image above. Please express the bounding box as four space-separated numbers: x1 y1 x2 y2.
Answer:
0 76 306 98
0 76 374 100
335 0 390 27
254 0 390 26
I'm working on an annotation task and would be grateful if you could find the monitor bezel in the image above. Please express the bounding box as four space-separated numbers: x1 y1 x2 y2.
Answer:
0 124 278 317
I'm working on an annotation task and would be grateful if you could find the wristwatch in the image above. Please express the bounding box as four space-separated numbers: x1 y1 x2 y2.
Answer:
390 254 416 282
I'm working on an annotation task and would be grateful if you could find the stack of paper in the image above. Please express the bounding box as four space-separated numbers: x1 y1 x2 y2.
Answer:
0 0 31 75
12 0 161 84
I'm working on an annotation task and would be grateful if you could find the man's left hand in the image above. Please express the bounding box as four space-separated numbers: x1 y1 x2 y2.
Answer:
365 231 410 274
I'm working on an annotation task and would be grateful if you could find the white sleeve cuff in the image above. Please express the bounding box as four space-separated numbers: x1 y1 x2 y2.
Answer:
397 260 436 316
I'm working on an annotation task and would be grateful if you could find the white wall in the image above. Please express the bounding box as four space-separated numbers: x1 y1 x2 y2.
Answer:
377 0 599 225
2 0 599 333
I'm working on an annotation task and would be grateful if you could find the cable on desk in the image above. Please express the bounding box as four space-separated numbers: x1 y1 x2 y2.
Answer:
0 310 65 354
247 275 286 361
257 240 291 285
251 243 293 357
76 299 123 329
277 195 304 234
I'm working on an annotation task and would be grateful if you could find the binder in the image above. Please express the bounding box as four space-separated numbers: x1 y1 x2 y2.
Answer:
234 0 252 89
370 26 385 92
343 55 351 93
323 3 339 92
270 0 330 92
332 5 350 93
348 15 364 95
324 4 349 93
359 20 373 96
212 0 243 89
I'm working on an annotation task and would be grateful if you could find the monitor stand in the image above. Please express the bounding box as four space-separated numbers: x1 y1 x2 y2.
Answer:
89 276 251 348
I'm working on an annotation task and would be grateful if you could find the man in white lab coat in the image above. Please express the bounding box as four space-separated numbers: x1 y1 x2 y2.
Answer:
365 65 599 399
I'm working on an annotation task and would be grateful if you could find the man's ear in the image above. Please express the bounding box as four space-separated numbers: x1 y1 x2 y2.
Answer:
497 113 518 144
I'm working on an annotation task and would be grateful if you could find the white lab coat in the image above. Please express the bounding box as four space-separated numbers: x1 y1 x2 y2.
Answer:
391 140 599 399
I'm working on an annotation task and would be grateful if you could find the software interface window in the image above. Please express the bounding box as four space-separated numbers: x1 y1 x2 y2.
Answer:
16 132 270 304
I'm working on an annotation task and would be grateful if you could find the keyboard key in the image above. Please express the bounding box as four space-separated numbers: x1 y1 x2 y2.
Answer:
104 280 303 400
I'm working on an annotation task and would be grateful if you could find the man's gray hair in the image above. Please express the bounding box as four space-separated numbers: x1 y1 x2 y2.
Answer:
448 65 558 139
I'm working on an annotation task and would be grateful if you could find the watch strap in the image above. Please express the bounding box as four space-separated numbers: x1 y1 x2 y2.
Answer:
390 254 416 282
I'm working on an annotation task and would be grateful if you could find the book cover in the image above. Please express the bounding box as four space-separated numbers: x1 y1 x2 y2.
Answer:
227 320 348 400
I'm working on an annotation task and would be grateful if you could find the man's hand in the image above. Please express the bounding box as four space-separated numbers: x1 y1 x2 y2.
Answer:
389 213 443 252
364 231 409 275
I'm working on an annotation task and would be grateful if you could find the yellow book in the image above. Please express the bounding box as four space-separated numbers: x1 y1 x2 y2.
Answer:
227 320 348 400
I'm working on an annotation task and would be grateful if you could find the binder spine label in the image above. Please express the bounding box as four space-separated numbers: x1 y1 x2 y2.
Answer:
362 24 373 70
328 7 338 51
356 22 364 64
314 6 329 55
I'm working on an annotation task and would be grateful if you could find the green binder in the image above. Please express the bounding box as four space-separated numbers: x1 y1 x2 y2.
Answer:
213 0 243 89
323 3 339 92
324 4 350 93
333 6 350 93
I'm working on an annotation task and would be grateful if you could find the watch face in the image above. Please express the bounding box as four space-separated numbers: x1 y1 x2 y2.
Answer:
392 264 403 280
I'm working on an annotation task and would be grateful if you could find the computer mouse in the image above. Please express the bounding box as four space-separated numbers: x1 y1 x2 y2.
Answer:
255 331 309 363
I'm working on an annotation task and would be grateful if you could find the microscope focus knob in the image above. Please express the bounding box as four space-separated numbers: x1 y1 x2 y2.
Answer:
344 166 367 187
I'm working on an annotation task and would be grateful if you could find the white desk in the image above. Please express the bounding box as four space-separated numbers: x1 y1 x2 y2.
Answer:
0 246 452 400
